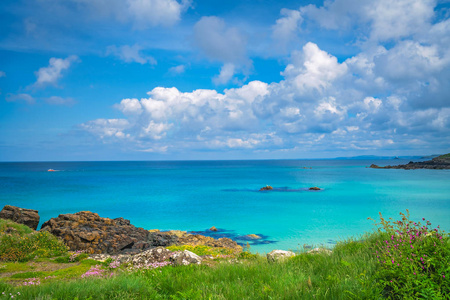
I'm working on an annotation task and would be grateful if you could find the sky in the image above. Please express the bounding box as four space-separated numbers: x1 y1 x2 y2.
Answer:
0 0 449 161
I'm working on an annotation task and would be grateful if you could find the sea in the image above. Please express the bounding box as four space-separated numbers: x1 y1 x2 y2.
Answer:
1 159 449 253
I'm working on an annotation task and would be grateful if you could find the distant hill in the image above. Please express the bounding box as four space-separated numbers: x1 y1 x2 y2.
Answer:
334 155 422 160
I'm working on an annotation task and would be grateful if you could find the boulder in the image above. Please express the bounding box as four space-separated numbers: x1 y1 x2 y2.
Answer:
170 250 202 266
90 246 173 265
267 250 295 263
209 226 218 231
40 211 152 254
243 234 261 240
259 185 273 191
0 205 40 230
178 234 242 253
309 187 321 191
147 232 179 247
307 248 332 255
164 230 188 238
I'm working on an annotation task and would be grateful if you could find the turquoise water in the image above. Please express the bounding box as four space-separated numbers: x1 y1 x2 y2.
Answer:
1 159 449 253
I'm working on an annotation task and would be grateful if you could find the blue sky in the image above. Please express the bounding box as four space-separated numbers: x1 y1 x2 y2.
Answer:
1 0 449 161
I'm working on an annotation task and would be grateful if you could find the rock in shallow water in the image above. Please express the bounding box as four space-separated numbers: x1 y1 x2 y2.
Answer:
0 205 40 230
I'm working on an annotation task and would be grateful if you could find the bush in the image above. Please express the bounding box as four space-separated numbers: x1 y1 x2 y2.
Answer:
0 229 68 262
370 210 450 298
166 245 235 257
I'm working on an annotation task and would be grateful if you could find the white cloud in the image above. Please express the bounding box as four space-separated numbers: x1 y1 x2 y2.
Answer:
80 119 130 140
193 16 251 84
106 44 157 65
272 8 303 53
34 55 79 87
45 96 76 106
168 64 186 75
0 71 5 77
5 93 35 104
213 63 236 85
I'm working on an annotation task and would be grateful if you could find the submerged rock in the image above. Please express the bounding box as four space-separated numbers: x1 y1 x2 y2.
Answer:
243 234 262 240
0 205 40 230
267 250 295 263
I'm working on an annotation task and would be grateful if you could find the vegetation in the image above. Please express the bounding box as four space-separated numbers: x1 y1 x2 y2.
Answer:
0 212 448 299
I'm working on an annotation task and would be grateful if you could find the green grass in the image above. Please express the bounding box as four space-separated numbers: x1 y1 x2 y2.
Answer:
0 213 448 299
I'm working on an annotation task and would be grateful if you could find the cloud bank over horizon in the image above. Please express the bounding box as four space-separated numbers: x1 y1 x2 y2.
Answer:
80 0 450 156
1 0 449 160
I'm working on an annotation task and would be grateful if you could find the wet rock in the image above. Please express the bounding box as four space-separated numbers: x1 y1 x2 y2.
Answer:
40 211 151 254
259 185 273 191
209 226 218 231
244 234 261 240
307 248 332 255
0 205 40 230
309 187 321 191
170 250 202 266
267 250 295 262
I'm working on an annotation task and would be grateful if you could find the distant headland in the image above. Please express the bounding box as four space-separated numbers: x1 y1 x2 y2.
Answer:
370 153 450 170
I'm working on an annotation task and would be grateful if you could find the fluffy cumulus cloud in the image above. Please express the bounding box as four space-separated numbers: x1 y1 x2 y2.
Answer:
106 44 157 65
193 16 250 85
81 0 450 155
33 55 79 87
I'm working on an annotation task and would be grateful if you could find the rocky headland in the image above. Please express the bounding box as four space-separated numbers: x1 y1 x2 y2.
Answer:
370 153 450 170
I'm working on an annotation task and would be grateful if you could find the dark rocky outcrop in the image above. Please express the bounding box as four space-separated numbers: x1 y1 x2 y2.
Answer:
370 154 450 170
0 205 40 230
40 211 152 254
309 187 321 191
260 185 273 191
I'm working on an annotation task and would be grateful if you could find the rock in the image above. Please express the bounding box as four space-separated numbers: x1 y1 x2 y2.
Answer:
209 226 218 231
170 250 202 266
259 185 273 191
40 211 152 254
165 230 188 238
309 187 321 191
244 234 261 240
267 250 295 263
178 234 242 253
0 205 40 230
128 247 173 265
147 232 179 247
369 153 450 170
90 247 173 265
148 229 160 233
307 248 332 255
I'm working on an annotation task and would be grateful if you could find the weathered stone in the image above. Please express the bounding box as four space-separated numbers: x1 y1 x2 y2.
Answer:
90 247 173 265
259 185 273 191
267 250 295 263
165 230 188 238
209 226 218 231
0 205 40 230
147 232 179 247
170 250 202 266
40 211 151 254
178 234 242 253
244 234 261 240
307 248 332 255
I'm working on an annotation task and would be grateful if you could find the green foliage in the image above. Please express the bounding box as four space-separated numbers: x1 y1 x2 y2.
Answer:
238 251 258 259
370 210 450 298
10 271 46 279
0 226 68 262
166 245 235 257
0 219 33 236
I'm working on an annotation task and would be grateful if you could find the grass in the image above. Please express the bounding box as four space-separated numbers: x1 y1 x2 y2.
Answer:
0 212 448 299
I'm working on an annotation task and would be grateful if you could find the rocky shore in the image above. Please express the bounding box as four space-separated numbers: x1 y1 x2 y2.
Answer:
1 205 242 256
370 153 450 170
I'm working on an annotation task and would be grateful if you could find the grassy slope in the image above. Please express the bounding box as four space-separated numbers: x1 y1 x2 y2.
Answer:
0 215 449 299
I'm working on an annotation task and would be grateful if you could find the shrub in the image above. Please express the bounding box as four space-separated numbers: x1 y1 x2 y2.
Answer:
370 210 450 298
0 229 68 262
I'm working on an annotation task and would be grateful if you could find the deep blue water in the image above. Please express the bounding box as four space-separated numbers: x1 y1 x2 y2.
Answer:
1 159 449 253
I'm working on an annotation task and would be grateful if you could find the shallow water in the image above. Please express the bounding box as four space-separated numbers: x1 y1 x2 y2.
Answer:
1 159 449 253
